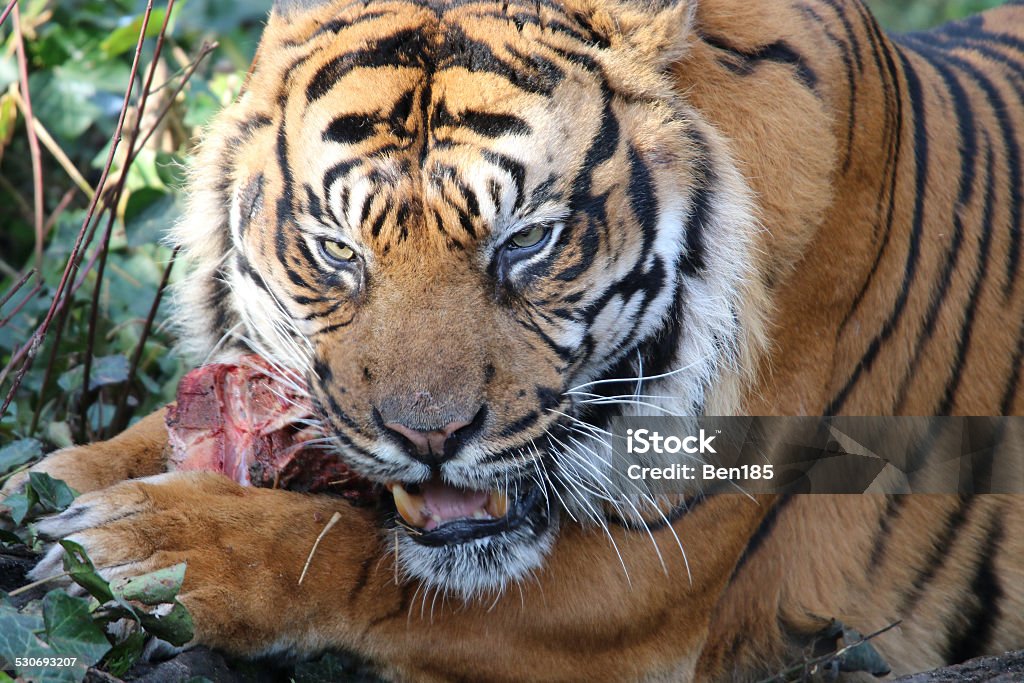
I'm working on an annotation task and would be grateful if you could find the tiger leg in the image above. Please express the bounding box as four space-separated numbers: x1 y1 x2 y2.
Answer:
26 471 770 681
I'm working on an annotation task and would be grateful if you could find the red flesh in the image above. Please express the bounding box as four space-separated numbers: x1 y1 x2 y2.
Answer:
166 356 375 503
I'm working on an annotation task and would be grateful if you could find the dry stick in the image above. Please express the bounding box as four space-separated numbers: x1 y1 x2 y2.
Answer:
755 620 902 683
0 282 40 328
298 512 342 586
44 188 78 235
127 40 217 167
0 0 16 29
64 45 215 303
11 4 45 274
23 42 210 435
80 0 175 437
9 91 96 199
0 268 36 312
109 246 179 434
0 1 157 419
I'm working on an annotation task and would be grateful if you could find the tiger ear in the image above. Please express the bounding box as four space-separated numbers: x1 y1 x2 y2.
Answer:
272 0 334 15
567 0 695 70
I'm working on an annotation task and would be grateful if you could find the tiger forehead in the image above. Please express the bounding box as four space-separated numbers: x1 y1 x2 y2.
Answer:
259 0 603 246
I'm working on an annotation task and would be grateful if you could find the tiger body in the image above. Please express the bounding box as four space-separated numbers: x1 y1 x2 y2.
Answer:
6 0 1024 680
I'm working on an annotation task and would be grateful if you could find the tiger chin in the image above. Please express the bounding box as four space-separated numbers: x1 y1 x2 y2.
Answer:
6 0 1024 680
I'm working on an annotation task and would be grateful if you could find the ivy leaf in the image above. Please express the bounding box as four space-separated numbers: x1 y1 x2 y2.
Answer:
102 630 146 678
58 355 130 393
135 599 194 647
0 438 43 476
5 488 38 526
60 540 115 604
28 472 78 513
0 602 77 683
111 563 186 606
42 589 112 671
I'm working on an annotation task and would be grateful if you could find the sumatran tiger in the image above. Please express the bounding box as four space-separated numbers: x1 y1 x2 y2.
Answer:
4 0 1024 679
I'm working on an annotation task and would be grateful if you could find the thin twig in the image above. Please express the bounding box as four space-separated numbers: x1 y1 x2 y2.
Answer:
756 621 902 683
0 282 40 328
109 246 179 434
298 512 342 585
10 89 95 199
0 0 16 29
11 3 44 273
0 268 36 311
1 0 157 419
6 571 72 598
80 0 174 434
128 40 216 165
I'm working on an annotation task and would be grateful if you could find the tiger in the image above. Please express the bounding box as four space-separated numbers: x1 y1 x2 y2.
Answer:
4 0 1024 680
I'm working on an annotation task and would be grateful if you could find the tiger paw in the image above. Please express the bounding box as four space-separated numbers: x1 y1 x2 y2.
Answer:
29 471 368 656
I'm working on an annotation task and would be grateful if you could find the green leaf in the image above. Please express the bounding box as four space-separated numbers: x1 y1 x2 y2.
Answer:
5 488 38 526
47 422 74 450
99 8 168 58
27 69 102 140
155 152 188 190
90 355 130 389
293 652 363 683
0 438 42 475
0 602 76 683
110 563 185 605
125 188 182 247
135 600 194 646
28 473 78 514
58 355 130 393
101 630 145 678
60 540 115 604
42 590 112 670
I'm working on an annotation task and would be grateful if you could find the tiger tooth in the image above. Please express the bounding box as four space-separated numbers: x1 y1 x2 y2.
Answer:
390 484 427 528
486 490 509 518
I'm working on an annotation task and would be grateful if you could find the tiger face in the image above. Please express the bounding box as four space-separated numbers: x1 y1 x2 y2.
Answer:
176 0 764 596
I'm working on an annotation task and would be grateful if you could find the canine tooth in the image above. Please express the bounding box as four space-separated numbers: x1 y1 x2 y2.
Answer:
486 490 509 518
391 484 427 528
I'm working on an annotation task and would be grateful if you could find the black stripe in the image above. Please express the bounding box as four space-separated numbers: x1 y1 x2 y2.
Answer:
306 29 429 102
938 134 997 414
701 34 818 92
834 6 904 342
943 509 1005 663
827 46 928 415
730 492 794 580
868 494 909 569
892 46 977 409
900 496 974 612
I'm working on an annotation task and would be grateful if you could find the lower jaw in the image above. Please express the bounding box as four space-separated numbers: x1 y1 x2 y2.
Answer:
392 510 560 598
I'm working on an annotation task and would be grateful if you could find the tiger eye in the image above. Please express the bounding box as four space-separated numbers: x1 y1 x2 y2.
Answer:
322 239 355 262
510 225 548 249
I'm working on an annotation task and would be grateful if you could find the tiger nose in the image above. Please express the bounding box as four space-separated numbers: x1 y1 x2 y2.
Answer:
383 419 472 461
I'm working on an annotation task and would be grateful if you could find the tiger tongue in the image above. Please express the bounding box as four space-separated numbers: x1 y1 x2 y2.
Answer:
421 480 490 529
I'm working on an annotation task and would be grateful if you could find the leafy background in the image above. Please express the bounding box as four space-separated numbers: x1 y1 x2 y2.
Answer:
0 0 1014 680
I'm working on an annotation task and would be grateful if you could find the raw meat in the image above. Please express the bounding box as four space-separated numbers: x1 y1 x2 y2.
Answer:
166 356 374 503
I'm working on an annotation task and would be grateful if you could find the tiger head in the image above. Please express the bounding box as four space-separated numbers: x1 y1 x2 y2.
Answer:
174 0 767 597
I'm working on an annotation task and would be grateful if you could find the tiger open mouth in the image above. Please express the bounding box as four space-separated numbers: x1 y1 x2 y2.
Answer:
384 478 549 546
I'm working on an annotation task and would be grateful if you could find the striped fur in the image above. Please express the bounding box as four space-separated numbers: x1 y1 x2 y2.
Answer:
9 0 1024 680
